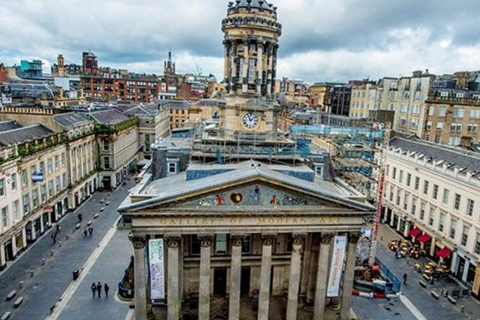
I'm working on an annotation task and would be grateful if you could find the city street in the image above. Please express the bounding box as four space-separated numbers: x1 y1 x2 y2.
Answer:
0 180 135 320
352 224 480 320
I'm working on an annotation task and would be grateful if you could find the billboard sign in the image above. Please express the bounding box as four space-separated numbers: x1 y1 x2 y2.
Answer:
326 235 347 297
148 238 165 301
32 172 44 183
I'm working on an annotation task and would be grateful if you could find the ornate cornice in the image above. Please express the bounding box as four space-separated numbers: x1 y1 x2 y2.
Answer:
320 233 335 245
165 234 182 248
198 234 215 247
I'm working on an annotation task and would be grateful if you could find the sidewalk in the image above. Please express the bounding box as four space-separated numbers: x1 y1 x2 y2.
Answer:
376 223 480 320
57 229 133 320
0 181 134 320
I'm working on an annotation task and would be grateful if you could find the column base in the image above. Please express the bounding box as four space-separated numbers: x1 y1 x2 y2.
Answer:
328 297 341 311
147 305 155 320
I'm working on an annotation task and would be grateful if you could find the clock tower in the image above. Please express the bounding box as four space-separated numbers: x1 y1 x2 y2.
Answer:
217 0 281 137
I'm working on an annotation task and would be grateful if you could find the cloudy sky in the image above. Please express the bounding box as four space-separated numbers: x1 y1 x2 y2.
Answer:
2 0 480 83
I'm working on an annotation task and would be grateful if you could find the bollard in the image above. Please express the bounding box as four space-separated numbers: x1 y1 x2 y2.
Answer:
65 234 69 240
42 258 46 265
30 270 34 277
51 249 54 256
58 241 62 247
461 305 464 313
19 281 24 289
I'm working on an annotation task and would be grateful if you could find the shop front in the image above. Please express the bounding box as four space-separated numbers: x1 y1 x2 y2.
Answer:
14 230 25 255
454 249 478 286
417 233 432 255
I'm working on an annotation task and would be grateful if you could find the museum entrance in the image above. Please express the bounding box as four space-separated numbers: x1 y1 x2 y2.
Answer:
214 268 227 296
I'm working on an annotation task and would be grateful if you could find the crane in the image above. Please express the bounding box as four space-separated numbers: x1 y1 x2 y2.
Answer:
368 122 391 267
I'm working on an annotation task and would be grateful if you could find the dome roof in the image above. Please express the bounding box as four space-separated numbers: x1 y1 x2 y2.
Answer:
231 0 275 11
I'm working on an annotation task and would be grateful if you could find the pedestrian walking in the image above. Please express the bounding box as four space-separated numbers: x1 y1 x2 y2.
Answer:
78 213 82 223
83 228 88 237
51 231 57 244
56 224 61 233
97 282 102 298
88 226 93 237
403 273 408 285
104 283 110 298
91 282 97 298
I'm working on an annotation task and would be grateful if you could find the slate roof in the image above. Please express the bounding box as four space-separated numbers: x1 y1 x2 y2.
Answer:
53 112 91 129
90 109 130 125
160 100 191 110
118 160 374 212
0 121 21 132
389 137 480 173
0 124 54 146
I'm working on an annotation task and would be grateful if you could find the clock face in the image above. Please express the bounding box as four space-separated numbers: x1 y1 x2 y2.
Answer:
242 112 259 129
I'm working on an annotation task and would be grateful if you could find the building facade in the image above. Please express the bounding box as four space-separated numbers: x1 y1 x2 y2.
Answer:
382 136 480 296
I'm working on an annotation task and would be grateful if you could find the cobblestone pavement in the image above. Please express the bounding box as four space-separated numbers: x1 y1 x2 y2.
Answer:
0 180 135 320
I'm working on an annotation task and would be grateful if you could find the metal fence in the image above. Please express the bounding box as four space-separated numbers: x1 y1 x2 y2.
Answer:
376 257 402 293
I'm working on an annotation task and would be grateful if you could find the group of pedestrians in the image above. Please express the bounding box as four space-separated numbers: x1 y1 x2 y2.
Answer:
91 282 110 298
83 226 94 237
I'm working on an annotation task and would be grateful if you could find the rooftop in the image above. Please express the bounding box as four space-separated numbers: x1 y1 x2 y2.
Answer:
90 108 130 125
0 121 21 132
53 112 91 129
0 124 54 146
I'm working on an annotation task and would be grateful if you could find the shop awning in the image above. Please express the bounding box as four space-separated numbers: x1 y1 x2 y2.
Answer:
410 228 421 237
418 234 431 243
436 247 452 259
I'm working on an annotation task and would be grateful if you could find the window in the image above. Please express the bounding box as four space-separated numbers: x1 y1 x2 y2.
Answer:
61 153 66 167
467 124 478 133
47 158 53 174
13 200 20 221
54 155 59 170
215 234 227 254
454 193 461 210
103 140 109 151
448 136 461 146
168 162 177 174
411 198 417 215
396 192 401 206
40 185 47 203
428 208 434 226
62 173 67 189
432 184 438 199
436 122 444 131
23 194 30 214
55 176 61 193
420 202 426 220
439 107 446 117
48 180 54 198
470 109 480 119
315 165 324 178
434 135 441 143
104 157 110 169
414 177 420 190
423 181 429 195
467 199 474 217
32 189 39 208
428 106 434 116
404 193 409 210
21 169 28 186
439 213 445 232
242 235 252 253
11 173 17 191
399 170 403 183
1 207 8 228
453 108 465 117
39 161 45 174
426 121 432 130
190 235 201 255
461 226 469 246
406 173 411 186
450 218 457 239
450 123 462 132
393 168 397 179
0 179 4 196
476 234 480 254
443 189 449 205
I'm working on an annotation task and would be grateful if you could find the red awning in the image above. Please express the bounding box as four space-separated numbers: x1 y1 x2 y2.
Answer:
410 228 421 237
436 247 452 259
418 234 431 243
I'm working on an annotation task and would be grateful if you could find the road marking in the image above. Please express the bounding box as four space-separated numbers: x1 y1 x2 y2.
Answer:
399 294 428 320
124 309 134 320
45 217 120 320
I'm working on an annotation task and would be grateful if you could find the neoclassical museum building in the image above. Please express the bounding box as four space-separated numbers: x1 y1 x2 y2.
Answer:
118 1 375 319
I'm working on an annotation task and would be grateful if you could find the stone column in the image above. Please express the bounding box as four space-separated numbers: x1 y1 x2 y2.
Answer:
224 41 230 81
266 45 273 97
286 233 306 320
306 234 320 304
229 234 244 320
340 232 361 320
230 42 237 94
256 42 264 96
129 234 147 320
242 40 249 94
199 234 214 320
258 233 276 320
313 233 334 320
166 234 182 320
300 234 312 296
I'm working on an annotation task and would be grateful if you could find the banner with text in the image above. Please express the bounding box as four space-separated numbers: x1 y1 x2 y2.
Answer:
326 235 347 297
149 238 165 300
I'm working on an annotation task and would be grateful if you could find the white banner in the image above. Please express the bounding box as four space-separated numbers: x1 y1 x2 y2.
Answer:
149 239 165 300
326 235 347 297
